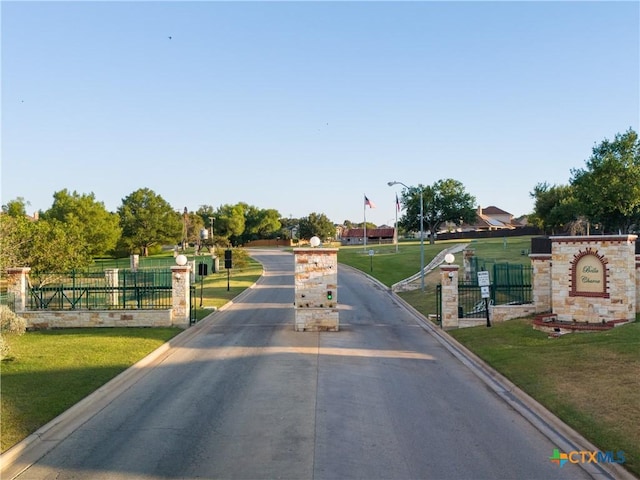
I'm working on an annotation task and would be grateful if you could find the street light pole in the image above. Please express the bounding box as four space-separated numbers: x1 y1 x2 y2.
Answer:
388 180 425 291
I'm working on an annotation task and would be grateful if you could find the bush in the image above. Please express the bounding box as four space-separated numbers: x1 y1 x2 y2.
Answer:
0 306 27 360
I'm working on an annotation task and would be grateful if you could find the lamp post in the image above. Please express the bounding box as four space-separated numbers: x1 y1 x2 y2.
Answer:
388 180 425 291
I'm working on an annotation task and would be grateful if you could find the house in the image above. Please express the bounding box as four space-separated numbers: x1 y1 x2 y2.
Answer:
340 227 395 245
459 206 519 232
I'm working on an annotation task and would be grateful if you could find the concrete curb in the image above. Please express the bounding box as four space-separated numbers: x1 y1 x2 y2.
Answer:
0 315 215 479
344 264 636 480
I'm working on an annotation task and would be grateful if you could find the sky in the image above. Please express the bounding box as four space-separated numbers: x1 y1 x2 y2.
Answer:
2 1 639 227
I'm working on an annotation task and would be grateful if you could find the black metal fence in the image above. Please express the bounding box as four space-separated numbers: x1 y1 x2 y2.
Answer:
1 292 16 312
27 269 173 310
437 262 533 322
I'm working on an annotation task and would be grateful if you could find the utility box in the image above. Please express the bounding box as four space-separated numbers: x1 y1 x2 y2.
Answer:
293 247 339 331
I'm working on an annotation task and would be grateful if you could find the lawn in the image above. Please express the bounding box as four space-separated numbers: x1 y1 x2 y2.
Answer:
339 236 535 320
449 317 640 477
1 327 181 451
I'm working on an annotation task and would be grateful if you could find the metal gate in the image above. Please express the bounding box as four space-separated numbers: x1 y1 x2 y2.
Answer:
436 262 532 322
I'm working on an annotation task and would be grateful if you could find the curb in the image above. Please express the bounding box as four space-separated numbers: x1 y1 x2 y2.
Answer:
358 266 636 480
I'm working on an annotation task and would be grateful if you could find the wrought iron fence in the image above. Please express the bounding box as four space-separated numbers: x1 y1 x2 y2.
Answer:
1 292 16 312
27 269 173 310
437 262 533 322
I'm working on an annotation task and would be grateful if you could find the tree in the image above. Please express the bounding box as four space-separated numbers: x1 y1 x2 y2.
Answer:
40 189 121 257
0 214 92 278
571 128 640 233
529 182 582 235
2 197 29 217
29 219 93 277
196 204 216 235
117 188 182 256
243 205 281 241
0 213 34 272
298 212 335 241
278 216 300 240
215 204 246 246
184 211 205 246
355 221 376 230
399 179 477 244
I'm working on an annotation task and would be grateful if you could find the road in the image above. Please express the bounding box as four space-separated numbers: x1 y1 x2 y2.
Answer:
7 249 602 479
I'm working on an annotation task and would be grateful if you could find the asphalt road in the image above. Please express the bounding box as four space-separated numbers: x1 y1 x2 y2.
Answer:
5 249 610 479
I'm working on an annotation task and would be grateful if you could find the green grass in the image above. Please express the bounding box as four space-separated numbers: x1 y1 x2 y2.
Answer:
339 236 535 319
337 236 534 287
192 259 263 320
1 327 181 451
448 318 640 477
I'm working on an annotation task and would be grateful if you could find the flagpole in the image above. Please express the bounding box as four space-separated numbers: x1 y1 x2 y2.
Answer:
395 194 398 254
363 194 367 251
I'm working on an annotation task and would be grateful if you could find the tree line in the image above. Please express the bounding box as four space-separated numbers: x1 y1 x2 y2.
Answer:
528 128 640 235
2 129 638 275
0 187 340 275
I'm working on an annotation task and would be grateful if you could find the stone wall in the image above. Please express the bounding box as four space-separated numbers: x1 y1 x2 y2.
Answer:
6 265 192 329
530 254 552 313
293 248 339 331
21 310 173 329
542 235 637 323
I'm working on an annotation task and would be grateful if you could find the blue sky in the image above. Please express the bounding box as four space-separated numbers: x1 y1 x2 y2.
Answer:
2 1 639 227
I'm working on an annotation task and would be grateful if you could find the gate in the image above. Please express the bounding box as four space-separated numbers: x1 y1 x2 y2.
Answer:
436 262 532 321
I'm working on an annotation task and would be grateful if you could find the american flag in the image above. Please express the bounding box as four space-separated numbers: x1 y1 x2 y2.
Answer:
396 194 401 212
364 195 376 208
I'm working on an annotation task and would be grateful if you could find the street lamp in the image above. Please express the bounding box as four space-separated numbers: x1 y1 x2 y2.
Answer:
388 180 425 291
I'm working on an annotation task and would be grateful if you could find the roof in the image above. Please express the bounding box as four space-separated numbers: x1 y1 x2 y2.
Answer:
342 228 395 238
482 206 512 216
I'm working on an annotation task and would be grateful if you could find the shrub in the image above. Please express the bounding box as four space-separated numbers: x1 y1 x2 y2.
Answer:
0 306 27 360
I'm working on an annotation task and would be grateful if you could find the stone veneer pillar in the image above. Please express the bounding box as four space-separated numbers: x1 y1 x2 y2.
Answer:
529 254 552 313
171 265 191 328
551 235 636 323
293 248 339 331
104 269 119 307
636 253 640 314
439 264 459 329
6 267 30 312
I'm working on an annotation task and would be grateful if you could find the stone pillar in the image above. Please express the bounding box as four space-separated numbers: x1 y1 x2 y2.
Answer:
530 254 552 313
636 254 640 314
294 248 339 331
463 248 475 282
440 264 459 329
6 267 30 312
104 269 119 307
130 254 139 271
171 265 191 328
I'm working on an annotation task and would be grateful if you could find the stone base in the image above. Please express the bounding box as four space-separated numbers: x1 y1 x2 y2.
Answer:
294 308 339 332
532 313 632 335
